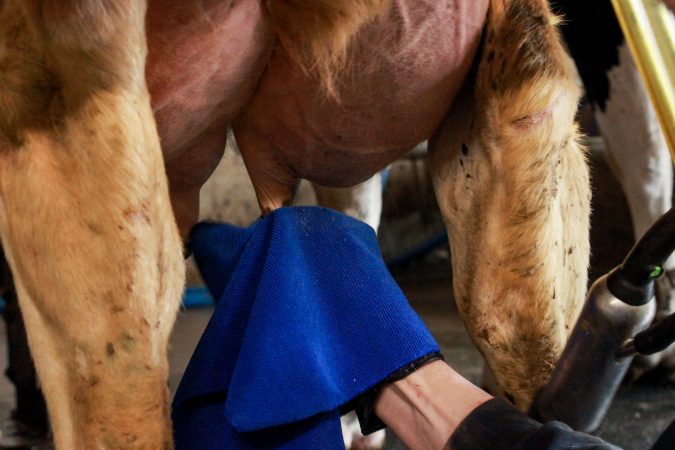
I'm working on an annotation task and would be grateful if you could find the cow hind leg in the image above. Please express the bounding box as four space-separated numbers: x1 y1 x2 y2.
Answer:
429 0 590 409
592 42 675 375
311 173 384 231
0 2 184 448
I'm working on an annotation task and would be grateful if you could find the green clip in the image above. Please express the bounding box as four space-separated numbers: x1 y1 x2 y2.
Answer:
649 265 664 279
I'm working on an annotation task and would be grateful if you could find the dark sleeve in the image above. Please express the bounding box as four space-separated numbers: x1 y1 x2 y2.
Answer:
651 418 675 450
447 398 621 450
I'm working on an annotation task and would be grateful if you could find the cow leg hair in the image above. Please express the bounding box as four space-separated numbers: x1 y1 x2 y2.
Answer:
429 0 590 409
0 1 184 448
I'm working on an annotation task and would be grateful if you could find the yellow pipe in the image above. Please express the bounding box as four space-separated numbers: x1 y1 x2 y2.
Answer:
610 0 675 161
646 1 675 81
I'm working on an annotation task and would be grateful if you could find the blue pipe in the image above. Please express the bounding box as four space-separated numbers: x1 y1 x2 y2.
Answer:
182 286 215 308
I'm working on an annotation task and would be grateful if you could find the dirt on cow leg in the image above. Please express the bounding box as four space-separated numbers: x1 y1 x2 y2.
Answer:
0 1 184 448
429 0 590 410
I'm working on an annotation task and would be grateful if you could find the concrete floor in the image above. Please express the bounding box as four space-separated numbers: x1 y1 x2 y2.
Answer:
0 140 674 449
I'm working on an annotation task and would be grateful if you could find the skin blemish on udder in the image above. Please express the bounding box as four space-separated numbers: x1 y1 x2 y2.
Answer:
512 108 551 129
0 194 6 221
75 346 90 378
86 221 103 235
123 206 151 225
511 94 562 130
102 433 119 450
120 333 136 352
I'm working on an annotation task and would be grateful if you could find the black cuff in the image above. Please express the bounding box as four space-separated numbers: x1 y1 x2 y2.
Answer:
448 398 621 450
344 352 444 436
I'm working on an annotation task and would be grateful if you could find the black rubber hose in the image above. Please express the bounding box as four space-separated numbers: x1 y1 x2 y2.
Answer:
632 312 675 356
622 207 675 284
650 413 675 450
608 206 675 305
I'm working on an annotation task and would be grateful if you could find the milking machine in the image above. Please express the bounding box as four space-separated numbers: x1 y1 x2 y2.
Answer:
530 205 675 439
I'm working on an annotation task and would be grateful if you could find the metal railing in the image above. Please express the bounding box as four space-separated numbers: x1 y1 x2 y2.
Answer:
611 0 675 159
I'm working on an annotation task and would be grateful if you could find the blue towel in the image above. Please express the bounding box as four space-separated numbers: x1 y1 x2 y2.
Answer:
173 206 439 449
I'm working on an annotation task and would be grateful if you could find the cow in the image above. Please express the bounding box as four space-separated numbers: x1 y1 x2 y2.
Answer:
0 0 589 448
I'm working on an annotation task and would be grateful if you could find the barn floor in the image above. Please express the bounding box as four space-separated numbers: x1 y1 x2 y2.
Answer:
0 139 674 449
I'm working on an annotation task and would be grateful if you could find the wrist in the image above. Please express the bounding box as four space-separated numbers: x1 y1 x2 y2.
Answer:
375 361 492 450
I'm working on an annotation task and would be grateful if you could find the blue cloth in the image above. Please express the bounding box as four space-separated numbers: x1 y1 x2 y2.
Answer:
173 207 439 449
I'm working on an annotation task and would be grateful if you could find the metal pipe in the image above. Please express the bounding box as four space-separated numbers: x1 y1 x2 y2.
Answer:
532 203 675 432
610 0 675 160
530 274 655 432
622 309 675 355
